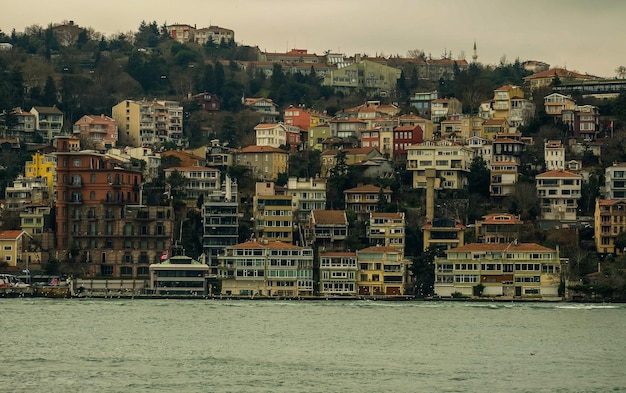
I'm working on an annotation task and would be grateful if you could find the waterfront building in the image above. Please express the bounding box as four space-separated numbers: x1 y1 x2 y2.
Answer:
217 240 314 297
54 136 174 278
319 251 358 296
356 245 407 296
434 242 563 299
0 230 32 268
149 255 211 295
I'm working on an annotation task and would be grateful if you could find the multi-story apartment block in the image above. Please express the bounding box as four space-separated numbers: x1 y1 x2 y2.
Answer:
73 114 118 149
536 170 582 221
344 184 392 219
406 140 474 189
206 140 233 168
243 97 279 123
439 115 463 141
112 99 184 147
562 105 600 141
163 166 220 204
235 145 289 181
319 251 358 296
482 118 510 140
30 106 63 143
253 182 293 244
475 213 524 244
360 128 381 150
422 218 465 251
254 123 288 148
460 116 485 140
466 136 492 164
492 136 525 163
490 161 518 197
54 136 174 278
309 210 348 251
166 24 195 43
434 242 562 298
543 93 577 117
322 58 402 97
367 212 405 254
203 175 238 272
9 107 36 140
544 140 565 171
283 105 331 131
217 240 314 297
431 98 462 123
409 91 439 118
20 205 51 239
308 125 331 151
594 199 626 254
398 114 435 141
329 118 367 140
4 176 50 210
356 245 407 296
24 151 57 195
604 163 626 199
392 125 423 160
194 26 234 46
286 177 326 224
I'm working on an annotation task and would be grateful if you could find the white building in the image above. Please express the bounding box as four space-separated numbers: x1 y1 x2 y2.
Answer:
544 140 565 171
536 170 582 221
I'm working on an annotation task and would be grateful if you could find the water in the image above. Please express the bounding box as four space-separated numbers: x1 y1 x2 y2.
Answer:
2 299 626 393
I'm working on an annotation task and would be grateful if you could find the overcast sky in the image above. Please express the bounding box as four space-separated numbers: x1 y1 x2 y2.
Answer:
2 0 624 77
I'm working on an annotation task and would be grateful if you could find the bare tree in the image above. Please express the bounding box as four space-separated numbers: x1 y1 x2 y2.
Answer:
616 65 626 79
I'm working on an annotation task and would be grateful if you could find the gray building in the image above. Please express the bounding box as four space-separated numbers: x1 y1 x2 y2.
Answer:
202 175 239 273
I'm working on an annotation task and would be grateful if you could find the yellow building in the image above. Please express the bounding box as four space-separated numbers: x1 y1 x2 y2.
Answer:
434 242 562 299
235 145 289 181
24 152 57 195
356 245 407 296
0 230 32 268
367 212 405 254
253 182 293 244
406 140 474 189
594 199 626 255
308 125 331 151
422 218 465 251
460 116 485 140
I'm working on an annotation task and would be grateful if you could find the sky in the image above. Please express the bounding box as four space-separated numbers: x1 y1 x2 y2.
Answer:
1 0 625 78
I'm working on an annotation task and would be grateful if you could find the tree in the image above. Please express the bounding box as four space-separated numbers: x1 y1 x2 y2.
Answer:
616 66 626 79
42 76 57 106
467 156 490 198
410 247 444 297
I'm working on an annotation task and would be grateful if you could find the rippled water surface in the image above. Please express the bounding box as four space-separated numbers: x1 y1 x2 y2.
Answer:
2 299 626 392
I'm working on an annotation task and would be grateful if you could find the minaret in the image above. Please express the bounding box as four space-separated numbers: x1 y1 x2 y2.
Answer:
472 40 478 63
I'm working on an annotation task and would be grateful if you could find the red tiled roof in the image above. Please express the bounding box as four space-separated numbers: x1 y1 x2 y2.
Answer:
237 145 288 153
312 210 347 225
344 184 391 193
449 242 554 253
0 230 25 240
481 213 523 225
358 245 400 253
536 170 581 178
370 212 403 219
524 68 596 80
598 199 626 206
231 240 302 249
320 251 357 257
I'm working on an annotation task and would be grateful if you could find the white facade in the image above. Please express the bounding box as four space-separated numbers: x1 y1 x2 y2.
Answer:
536 170 582 221
254 123 288 148
544 140 565 171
